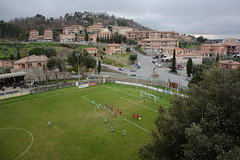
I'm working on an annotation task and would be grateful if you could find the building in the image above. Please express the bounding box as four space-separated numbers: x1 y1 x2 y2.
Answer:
44 29 53 42
201 42 240 56
112 26 134 36
84 48 98 57
126 31 179 40
141 38 179 52
219 60 240 70
60 34 75 42
0 60 12 68
176 50 209 65
105 44 124 55
87 23 104 33
13 55 48 69
29 30 39 42
63 25 84 34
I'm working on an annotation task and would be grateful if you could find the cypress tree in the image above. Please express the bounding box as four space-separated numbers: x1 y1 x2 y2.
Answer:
187 58 193 76
171 49 176 72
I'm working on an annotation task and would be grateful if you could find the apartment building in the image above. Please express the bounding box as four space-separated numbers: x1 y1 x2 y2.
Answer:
29 30 39 42
126 31 179 40
13 55 48 69
112 26 134 36
44 29 53 42
105 44 123 55
87 23 104 33
0 60 12 68
201 42 240 56
60 34 75 42
141 38 179 52
63 25 84 34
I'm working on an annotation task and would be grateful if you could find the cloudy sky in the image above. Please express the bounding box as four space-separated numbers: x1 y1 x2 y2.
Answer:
0 0 240 39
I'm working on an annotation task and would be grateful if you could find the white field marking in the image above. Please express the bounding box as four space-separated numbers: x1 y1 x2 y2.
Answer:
0 127 33 160
82 94 122 121
82 93 151 134
0 85 104 108
104 85 157 104
82 89 112 99
119 96 158 113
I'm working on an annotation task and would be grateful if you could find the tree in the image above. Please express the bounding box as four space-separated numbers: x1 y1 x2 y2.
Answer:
139 67 240 160
98 60 101 73
45 48 57 58
29 47 47 56
216 53 219 62
186 58 193 76
47 57 65 72
10 54 14 60
17 51 21 60
171 49 176 72
85 31 89 41
107 35 110 44
126 47 131 52
129 53 137 64
97 34 99 43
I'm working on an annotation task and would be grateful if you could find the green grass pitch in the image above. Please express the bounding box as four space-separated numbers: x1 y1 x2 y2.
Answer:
0 83 171 160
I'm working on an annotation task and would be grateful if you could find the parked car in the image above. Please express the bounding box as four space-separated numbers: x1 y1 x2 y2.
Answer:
155 63 162 68
130 74 136 76
137 62 141 68
152 61 156 64
119 68 124 71
130 68 136 72
153 56 158 59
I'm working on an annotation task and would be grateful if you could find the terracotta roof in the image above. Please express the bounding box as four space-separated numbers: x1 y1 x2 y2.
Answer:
219 60 240 65
14 55 48 64
84 48 98 51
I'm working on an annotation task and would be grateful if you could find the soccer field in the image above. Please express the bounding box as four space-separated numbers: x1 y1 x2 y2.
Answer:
0 83 171 160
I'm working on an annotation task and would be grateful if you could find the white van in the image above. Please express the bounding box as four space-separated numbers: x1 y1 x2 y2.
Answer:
137 62 141 68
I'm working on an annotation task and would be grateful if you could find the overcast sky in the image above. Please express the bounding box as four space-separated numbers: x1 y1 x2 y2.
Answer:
1 0 240 39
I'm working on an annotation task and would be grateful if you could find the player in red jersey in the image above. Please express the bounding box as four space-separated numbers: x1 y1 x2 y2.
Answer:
133 113 135 119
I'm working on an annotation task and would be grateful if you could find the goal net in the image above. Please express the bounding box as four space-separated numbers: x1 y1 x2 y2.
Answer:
140 91 159 103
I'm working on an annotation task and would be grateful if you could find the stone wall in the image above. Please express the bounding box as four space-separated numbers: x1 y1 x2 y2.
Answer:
11 67 71 81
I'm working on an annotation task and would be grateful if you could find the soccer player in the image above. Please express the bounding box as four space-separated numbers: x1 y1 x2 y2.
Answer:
105 117 107 123
104 105 106 110
48 120 51 127
137 114 139 119
111 106 113 111
111 125 114 132
99 103 101 107
119 110 122 115
123 130 126 136
117 108 119 112
139 117 142 122
115 112 117 117
92 100 95 105
133 113 135 119
143 97 145 102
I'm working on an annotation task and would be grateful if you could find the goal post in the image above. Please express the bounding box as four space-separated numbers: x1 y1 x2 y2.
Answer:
140 91 159 103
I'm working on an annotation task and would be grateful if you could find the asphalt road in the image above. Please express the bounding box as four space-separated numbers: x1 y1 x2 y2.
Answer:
104 45 190 88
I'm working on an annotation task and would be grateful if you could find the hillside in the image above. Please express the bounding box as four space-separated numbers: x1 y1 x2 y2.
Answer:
0 11 151 39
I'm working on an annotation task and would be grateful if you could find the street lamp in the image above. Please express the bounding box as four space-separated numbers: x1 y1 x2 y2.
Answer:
75 53 80 83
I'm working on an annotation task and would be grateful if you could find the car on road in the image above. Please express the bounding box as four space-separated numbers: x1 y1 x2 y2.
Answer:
130 74 136 76
130 68 136 72
153 56 158 59
152 61 156 64
119 68 124 71
137 62 141 68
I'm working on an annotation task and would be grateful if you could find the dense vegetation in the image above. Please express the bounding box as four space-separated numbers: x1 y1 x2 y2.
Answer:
139 67 240 160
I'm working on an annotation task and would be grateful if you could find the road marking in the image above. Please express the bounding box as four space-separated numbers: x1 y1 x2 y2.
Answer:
0 127 33 160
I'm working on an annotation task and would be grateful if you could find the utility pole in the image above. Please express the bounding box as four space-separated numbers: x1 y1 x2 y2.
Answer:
75 53 80 83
